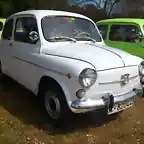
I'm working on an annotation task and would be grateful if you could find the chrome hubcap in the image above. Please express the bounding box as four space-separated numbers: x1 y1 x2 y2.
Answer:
45 91 61 119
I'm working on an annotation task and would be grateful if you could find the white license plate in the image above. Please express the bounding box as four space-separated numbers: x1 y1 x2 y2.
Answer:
107 99 135 115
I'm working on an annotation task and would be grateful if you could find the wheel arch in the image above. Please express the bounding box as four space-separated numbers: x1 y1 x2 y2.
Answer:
37 75 64 96
37 75 73 111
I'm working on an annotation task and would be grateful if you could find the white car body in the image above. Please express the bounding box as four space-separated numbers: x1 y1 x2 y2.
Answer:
0 10 143 116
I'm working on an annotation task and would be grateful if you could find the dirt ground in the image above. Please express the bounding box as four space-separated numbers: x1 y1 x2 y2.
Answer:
0 78 143 144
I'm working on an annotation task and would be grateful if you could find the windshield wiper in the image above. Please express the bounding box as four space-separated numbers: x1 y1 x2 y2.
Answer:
48 36 76 42
75 36 96 43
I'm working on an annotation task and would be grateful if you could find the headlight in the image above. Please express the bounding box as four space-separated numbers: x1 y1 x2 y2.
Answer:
79 68 97 88
139 61 144 76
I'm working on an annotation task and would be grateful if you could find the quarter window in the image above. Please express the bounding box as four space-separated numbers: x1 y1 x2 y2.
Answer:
97 25 108 40
109 24 142 43
2 19 14 40
14 17 38 44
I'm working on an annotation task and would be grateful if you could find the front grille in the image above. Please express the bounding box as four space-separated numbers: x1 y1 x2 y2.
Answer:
86 66 140 100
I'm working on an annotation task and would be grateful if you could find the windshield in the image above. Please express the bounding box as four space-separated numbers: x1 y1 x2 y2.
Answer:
41 16 102 42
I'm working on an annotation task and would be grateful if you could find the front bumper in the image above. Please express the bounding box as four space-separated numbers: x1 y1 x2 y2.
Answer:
71 88 143 111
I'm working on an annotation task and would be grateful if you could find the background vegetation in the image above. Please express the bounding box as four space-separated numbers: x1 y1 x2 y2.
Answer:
0 0 144 21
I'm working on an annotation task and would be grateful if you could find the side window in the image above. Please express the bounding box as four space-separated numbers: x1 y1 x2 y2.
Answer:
123 25 142 43
97 25 108 40
109 25 123 41
14 17 38 44
2 19 14 40
109 24 142 43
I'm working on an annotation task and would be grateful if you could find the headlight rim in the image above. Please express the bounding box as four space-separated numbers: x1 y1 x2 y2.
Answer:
139 61 144 76
79 68 97 88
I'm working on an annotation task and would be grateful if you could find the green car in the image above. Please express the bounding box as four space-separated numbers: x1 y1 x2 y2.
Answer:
96 18 144 59
0 18 6 39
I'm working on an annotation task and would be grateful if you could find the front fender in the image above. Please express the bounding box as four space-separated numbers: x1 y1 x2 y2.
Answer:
36 56 95 112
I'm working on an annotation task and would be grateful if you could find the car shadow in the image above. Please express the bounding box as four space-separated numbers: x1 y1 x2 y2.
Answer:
0 77 118 135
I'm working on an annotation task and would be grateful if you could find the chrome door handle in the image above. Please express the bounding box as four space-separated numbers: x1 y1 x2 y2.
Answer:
9 43 12 47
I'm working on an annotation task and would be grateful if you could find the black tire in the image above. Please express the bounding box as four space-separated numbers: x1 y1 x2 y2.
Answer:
39 82 72 127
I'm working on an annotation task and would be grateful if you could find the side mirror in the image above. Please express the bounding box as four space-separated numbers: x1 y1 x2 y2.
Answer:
0 21 3 31
136 32 144 39
28 31 39 44
133 32 144 43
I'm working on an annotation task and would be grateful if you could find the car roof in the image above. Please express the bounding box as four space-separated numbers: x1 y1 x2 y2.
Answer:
96 18 144 25
10 10 93 22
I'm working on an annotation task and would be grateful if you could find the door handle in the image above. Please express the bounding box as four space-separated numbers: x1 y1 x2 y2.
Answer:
9 43 12 47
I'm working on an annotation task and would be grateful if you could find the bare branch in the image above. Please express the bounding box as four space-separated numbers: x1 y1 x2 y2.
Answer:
70 0 78 5
103 0 108 10
69 0 120 16
90 0 101 8
107 0 120 16
98 0 103 6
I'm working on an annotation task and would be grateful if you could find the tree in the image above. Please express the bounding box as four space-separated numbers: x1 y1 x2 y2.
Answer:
0 0 37 17
71 0 120 16
101 0 120 16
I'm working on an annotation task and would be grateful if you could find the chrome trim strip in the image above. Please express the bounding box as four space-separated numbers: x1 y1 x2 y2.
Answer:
44 52 138 72
97 65 137 72
43 53 97 70
12 56 67 76
87 43 126 66
44 53 137 72
99 75 139 85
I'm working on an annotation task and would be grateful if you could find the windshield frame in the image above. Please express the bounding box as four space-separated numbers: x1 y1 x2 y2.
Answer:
41 15 102 43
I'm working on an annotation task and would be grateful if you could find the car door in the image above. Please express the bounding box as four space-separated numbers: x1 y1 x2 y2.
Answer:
105 23 144 59
10 16 41 92
0 18 14 76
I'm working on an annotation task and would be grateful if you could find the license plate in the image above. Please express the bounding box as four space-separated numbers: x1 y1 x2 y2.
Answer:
107 99 135 115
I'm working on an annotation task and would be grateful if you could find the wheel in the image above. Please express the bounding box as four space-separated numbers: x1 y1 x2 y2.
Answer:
39 82 72 126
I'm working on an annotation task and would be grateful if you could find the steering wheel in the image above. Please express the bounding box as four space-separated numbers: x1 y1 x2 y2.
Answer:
76 31 91 37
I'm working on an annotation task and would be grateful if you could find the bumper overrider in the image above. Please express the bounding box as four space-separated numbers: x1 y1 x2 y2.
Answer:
71 88 143 113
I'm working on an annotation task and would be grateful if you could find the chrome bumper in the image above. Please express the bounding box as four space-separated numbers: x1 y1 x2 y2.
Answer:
71 88 143 110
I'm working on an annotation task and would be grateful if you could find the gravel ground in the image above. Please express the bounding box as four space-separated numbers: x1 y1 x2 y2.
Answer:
0 77 143 144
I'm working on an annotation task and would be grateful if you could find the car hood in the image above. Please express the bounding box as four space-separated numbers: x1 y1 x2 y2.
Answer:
42 42 143 71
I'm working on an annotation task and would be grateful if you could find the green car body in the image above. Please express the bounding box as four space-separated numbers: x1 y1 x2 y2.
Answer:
0 18 6 39
96 18 144 59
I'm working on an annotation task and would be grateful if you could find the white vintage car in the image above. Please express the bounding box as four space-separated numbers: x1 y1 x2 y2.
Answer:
0 10 143 125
